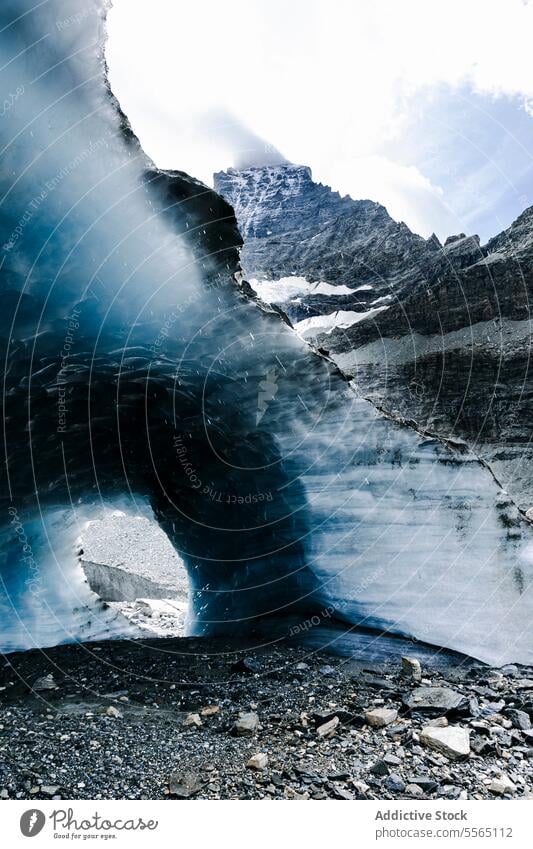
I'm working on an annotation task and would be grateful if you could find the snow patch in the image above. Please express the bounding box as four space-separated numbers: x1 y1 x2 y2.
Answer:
476 252 506 266
109 598 188 637
250 276 360 302
295 306 388 338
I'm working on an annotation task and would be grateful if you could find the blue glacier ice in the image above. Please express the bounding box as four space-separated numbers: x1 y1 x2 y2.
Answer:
0 0 532 664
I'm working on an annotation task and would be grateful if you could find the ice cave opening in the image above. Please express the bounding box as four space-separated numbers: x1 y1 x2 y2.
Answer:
79 513 191 638
0 0 532 666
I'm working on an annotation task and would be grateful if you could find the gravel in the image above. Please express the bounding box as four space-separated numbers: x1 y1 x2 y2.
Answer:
0 636 532 800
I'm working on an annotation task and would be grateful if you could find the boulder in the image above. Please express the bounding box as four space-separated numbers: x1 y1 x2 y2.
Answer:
365 707 398 728
183 713 202 728
505 708 531 730
401 657 422 682
406 783 425 798
231 657 261 674
247 753 269 770
32 674 57 692
488 775 516 796
407 776 438 793
41 785 61 797
316 716 340 738
370 760 389 777
385 774 406 793
404 687 467 715
232 712 259 736
420 725 470 760
168 770 203 798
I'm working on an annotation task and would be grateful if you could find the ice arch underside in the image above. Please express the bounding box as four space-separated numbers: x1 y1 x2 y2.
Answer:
0 0 531 664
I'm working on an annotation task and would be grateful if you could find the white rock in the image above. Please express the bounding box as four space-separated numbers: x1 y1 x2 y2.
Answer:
488 775 516 795
33 674 57 691
420 725 470 760
41 785 60 797
427 716 448 727
183 713 202 728
247 753 269 770
401 656 422 682
232 712 259 736
365 707 398 728
317 716 340 738
353 780 370 794
406 783 425 798
284 787 309 800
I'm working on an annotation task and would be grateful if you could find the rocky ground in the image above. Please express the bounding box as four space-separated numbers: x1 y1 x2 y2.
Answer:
0 636 532 801
80 514 190 638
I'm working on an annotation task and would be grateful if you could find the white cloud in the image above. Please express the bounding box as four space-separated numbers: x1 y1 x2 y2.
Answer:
313 154 460 238
106 0 533 237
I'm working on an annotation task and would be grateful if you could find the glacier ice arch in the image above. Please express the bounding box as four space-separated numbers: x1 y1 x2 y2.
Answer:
0 0 532 664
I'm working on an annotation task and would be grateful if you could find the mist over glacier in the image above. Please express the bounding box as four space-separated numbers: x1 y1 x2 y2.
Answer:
0 0 532 664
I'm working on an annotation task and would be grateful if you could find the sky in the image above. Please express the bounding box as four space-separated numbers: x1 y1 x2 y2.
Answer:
106 0 533 242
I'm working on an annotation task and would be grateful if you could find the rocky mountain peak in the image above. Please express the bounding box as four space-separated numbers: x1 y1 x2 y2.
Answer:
485 203 533 258
214 164 432 308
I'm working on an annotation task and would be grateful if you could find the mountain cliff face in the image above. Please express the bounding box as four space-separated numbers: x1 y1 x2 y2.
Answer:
215 166 533 511
214 166 483 322
215 166 433 318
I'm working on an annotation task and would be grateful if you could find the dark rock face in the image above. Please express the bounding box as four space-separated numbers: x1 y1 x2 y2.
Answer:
214 166 489 324
214 165 437 321
143 169 242 282
331 212 533 508
216 166 533 509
